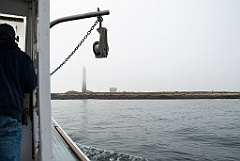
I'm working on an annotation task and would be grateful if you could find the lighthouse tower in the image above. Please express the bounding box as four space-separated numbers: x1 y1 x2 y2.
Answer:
82 66 86 92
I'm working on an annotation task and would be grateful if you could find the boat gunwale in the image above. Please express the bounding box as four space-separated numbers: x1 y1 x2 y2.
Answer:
52 118 90 161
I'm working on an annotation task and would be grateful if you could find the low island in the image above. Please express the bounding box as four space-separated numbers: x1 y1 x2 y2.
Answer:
51 91 240 100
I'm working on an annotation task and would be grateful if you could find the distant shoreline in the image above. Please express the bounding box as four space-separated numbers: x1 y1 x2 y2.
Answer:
51 92 240 100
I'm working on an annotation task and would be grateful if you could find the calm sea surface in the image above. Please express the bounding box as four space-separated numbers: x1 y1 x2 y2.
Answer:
51 99 240 161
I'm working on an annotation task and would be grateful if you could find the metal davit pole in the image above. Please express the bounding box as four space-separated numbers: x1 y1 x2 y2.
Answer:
50 10 110 28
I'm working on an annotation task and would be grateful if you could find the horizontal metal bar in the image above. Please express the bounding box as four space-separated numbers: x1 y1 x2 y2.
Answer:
50 10 110 28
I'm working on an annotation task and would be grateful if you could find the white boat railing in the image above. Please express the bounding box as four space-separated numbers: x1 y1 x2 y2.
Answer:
52 118 90 161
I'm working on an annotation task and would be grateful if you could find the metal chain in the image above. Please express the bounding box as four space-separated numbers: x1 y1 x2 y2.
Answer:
50 19 99 76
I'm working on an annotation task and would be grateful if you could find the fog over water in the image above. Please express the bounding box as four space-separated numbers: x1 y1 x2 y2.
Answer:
50 0 240 92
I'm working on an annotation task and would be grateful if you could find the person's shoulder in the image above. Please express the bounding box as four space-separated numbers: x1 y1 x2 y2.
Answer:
15 48 31 58
12 49 33 66
13 48 25 57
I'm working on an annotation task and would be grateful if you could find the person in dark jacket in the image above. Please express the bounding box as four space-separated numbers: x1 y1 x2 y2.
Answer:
0 23 37 161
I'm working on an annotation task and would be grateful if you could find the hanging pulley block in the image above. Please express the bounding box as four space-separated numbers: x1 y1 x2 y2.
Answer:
93 15 109 58
93 27 109 58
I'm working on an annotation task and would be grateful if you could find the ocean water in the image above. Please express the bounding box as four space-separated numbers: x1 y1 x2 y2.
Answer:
51 99 240 161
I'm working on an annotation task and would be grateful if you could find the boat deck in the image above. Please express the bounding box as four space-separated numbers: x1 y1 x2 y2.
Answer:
52 127 80 161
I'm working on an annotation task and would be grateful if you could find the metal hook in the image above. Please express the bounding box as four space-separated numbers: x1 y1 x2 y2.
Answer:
97 8 103 28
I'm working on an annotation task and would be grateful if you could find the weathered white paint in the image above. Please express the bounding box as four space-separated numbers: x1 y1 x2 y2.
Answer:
37 0 52 160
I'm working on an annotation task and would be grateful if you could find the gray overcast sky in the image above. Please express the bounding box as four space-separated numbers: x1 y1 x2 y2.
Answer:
50 0 240 93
